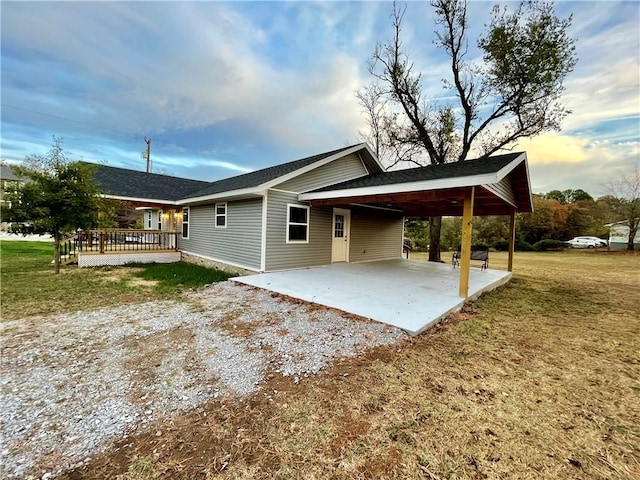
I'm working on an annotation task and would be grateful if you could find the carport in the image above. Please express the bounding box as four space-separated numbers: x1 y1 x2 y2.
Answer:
237 152 533 335
299 151 532 298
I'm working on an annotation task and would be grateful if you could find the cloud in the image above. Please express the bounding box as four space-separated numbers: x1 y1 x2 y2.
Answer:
1 0 638 197
521 131 639 196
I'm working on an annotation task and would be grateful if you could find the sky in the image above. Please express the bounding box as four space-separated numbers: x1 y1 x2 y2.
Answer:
1 1 639 198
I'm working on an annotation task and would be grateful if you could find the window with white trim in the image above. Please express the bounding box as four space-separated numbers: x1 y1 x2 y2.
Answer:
286 204 309 243
147 211 152 229
182 207 190 238
215 202 227 228
157 210 163 231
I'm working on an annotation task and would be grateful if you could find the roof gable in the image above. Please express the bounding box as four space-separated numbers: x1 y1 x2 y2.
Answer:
183 143 381 201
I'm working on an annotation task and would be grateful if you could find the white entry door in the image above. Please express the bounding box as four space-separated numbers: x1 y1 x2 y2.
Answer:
331 208 350 263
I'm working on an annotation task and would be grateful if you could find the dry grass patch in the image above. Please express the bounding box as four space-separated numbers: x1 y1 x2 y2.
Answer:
54 251 640 479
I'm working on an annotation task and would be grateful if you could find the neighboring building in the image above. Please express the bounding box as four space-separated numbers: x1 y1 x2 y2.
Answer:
0 164 25 231
93 143 533 273
606 220 640 250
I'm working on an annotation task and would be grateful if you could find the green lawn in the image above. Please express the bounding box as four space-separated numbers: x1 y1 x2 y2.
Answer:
0 241 233 321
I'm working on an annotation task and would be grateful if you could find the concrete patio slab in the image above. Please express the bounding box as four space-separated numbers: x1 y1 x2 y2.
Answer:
233 259 511 335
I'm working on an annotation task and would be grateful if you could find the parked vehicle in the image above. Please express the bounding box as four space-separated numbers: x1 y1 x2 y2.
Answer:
567 236 607 248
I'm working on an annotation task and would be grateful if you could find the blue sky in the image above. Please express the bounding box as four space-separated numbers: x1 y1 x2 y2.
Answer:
1 1 638 197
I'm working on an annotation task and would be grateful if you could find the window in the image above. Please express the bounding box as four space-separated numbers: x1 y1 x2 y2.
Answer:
287 204 309 243
147 211 152 229
215 202 227 228
334 214 344 238
182 207 190 238
158 210 163 231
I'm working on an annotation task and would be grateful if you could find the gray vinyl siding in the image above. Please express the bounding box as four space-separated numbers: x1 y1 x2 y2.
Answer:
349 209 404 263
265 189 332 271
180 198 262 270
274 153 368 193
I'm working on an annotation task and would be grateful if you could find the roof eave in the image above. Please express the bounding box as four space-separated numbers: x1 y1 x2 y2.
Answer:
177 188 263 205
101 194 180 205
299 172 499 202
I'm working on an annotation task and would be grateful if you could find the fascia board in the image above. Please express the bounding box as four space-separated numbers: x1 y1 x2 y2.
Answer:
260 144 371 190
358 143 385 172
177 187 261 205
102 194 179 205
494 153 526 182
496 153 533 210
299 172 499 201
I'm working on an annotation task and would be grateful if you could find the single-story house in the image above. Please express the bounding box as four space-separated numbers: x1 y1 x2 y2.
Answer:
92 143 533 298
605 220 640 249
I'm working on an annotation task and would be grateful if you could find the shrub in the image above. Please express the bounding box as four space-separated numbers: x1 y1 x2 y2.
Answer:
494 240 510 251
516 240 534 251
533 239 569 251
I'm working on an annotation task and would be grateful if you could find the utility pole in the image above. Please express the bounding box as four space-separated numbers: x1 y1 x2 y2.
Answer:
143 137 152 173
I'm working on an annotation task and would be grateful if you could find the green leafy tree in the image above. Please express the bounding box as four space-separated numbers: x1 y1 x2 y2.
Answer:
404 218 431 251
1 138 101 273
545 189 568 203
472 216 510 248
361 0 577 262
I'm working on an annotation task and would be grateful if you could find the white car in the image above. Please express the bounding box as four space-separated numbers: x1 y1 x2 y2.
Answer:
567 236 607 248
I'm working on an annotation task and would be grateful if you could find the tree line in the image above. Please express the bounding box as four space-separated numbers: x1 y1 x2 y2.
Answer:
406 188 634 252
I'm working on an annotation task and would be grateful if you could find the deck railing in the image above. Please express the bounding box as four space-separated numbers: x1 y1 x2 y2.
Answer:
77 229 179 253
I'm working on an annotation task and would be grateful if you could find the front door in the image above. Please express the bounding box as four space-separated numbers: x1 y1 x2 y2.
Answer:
331 208 350 263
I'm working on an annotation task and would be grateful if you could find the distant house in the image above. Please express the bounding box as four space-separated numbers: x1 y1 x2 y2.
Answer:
605 220 640 250
0 164 25 231
92 143 533 275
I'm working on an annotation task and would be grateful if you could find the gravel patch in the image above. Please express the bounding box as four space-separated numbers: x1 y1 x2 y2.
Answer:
0 281 405 479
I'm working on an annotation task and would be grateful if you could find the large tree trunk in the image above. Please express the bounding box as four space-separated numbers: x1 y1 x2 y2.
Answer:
428 216 442 262
54 231 61 274
628 219 637 251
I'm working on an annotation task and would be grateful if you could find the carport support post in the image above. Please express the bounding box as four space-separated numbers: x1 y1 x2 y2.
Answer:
508 210 516 272
459 186 475 298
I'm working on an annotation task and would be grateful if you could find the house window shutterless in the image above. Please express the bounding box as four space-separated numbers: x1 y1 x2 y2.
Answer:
182 207 190 238
215 203 227 228
286 204 309 243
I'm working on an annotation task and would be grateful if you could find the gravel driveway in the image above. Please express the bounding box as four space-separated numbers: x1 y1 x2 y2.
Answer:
0 282 405 479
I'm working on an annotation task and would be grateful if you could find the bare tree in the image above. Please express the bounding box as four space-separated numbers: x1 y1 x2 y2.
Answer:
360 0 577 261
355 84 424 169
604 165 640 251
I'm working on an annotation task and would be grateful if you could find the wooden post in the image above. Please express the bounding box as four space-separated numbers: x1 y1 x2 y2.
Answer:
459 186 475 298
508 210 516 272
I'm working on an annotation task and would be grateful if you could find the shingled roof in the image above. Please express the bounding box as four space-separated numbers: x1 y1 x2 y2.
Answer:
89 144 372 203
309 152 523 193
0 164 23 182
184 144 362 199
89 163 211 202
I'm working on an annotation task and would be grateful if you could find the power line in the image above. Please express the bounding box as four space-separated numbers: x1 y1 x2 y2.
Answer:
1 103 135 137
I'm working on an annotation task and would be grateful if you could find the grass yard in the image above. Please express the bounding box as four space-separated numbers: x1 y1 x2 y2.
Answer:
0 241 233 321
3 242 639 479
